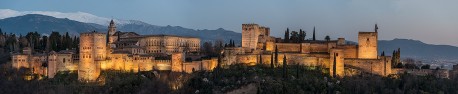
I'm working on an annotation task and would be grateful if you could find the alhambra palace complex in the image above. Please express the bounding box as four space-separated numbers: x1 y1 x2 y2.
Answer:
11 21 458 82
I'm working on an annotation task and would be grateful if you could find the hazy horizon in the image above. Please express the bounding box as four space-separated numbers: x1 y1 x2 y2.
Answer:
1 0 457 46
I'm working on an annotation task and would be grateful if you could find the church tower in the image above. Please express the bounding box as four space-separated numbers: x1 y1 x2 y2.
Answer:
108 20 116 36
107 20 116 44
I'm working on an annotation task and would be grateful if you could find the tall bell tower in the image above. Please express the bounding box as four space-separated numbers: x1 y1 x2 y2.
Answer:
107 20 116 44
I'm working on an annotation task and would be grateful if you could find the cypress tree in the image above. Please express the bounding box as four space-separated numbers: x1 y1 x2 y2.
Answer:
296 63 300 78
392 50 396 67
284 28 290 43
259 54 263 65
313 26 316 41
275 45 278 67
333 53 337 77
283 55 287 79
270 53 274 69
375 24 378 32
231 40 235 47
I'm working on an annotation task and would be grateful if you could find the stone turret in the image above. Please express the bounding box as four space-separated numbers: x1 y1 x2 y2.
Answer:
242 24 260 50
78 31 106 82
358 31 378 59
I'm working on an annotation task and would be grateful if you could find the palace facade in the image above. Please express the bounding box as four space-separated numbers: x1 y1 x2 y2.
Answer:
12 20 215 82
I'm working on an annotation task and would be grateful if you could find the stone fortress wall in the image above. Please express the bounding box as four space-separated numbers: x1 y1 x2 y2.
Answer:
12 21 427 81
224 23 393 77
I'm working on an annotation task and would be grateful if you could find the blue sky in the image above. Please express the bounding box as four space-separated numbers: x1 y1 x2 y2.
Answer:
1 0 457 46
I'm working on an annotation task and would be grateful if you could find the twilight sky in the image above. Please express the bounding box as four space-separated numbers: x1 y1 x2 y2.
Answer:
1 0 457 46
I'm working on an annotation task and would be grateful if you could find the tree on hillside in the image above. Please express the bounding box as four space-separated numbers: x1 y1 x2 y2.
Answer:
270 53 274 69
284 28 290 43
313 26 316 41
296 63 300 78
325 35 330 41
49 32 62 51
282 55 287 79
333 53 337 77
214 40 224 56
290 31 299 43
63 32 72 50
275 45 278 67
299 29 306 43
25 32 40 51
403 58 418 69
202 42 214 55
6 34 18 52
259 54 263 65
40 36 48 52
18 35 29 49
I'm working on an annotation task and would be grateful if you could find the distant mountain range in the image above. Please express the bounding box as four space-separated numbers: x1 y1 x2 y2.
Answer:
0 14 241 43
0 13 457 62
378 39 458 60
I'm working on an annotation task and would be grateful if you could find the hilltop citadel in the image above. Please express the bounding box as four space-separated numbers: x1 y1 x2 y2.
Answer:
11 21 458 82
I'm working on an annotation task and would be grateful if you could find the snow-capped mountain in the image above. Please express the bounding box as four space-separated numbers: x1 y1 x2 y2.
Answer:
0 13 242 43
0 9 133 26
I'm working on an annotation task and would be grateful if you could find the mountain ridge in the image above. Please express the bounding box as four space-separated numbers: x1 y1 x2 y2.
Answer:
0 14 241 43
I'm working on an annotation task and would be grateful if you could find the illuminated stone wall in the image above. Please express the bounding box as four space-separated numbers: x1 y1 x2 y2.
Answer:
265 42 274 52
337 45 358 58
236 54 258 66
105 53 128 70
136 55 154 71
276 43 301 53
154 60 172 70
183 61 201 73
309 43 329 53
138 35 200 54
222 47 245 66
236 53 320 67
12 54 29 69
123 56 137 72
344 56 392 76
171 52 184 72
358 32 378 59
56 54 76 72
202 58 218 71
48 52 77 78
